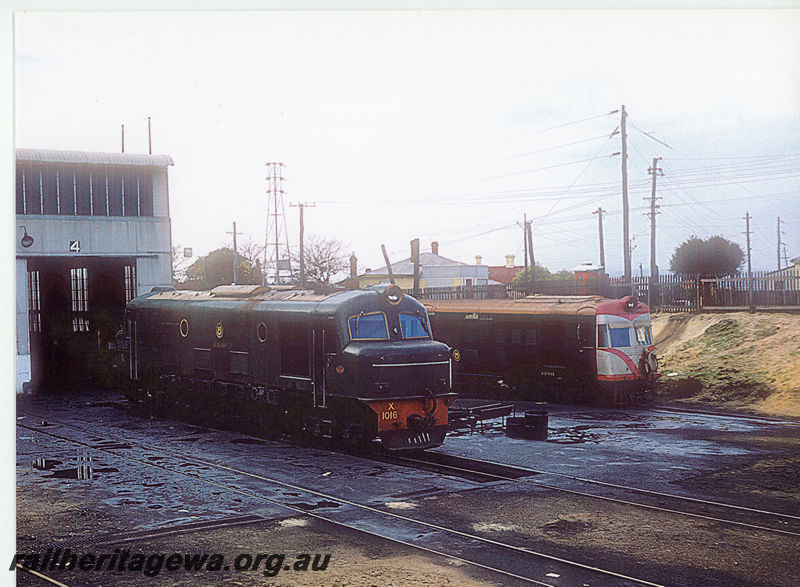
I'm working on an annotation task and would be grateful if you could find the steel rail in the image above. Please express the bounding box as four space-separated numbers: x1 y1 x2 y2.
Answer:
18 418 663 587
430 452 800 522
15 564 71 587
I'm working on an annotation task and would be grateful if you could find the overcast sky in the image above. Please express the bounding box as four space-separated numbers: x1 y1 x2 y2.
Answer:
12 9 800 278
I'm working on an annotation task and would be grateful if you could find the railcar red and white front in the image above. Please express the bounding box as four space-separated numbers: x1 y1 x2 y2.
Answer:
595 296 660 402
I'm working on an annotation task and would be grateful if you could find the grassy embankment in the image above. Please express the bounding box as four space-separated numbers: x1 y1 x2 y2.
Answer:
651 312 800 417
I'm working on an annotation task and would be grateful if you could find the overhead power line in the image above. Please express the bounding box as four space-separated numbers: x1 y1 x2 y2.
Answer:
499 110 617 143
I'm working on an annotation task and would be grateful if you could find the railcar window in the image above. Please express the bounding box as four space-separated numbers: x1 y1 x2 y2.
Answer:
348 312 389 340
495 328 505 344
635 325 652 345
597 325 609 347
609 326 631 348
399 312 430 339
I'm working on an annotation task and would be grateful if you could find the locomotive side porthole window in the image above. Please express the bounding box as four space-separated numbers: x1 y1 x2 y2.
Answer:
257 321 268 343
179 318 190 338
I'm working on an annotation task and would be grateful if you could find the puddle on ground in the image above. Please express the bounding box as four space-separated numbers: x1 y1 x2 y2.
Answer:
44 467 119 479
366 466 389 477
92 442 132 450
31 459 62 470
546 425 603 444
287 500 341 511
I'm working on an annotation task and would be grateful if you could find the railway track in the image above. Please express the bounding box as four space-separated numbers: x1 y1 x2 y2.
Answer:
646 405 800 425
404 451 800 538
18 414 663 587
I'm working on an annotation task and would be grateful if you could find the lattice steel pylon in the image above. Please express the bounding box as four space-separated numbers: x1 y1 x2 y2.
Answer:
264 162 294 285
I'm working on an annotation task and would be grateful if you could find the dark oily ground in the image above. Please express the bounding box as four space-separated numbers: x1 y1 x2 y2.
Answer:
16 393 800 586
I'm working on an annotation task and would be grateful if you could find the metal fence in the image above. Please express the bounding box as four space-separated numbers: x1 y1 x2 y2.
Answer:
407 271 800 312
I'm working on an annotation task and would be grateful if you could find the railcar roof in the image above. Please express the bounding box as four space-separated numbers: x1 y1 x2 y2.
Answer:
425 295 608 315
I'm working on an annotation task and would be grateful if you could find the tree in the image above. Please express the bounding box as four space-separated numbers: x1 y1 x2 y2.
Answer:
184 246 264 289
511 263 572 287
171 244 192 285
298 235 349 286
669 235 744 276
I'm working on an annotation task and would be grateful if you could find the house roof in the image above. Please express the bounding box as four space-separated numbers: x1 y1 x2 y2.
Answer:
488 265 524 284
17 148 174 167
364 252 470 276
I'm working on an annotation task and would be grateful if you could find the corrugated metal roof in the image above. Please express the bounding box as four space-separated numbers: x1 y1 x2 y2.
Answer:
16 148 174 167
366 252 470 276
488 265 524 284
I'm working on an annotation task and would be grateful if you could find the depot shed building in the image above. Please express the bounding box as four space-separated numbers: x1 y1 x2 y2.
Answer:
15 148 174 392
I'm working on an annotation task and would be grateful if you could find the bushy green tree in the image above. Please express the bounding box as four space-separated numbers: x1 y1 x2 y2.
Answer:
185 247 264 289
511 263 571 286
669 235 744 276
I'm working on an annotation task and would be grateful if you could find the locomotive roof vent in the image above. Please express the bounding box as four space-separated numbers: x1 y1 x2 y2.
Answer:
210 285 273 297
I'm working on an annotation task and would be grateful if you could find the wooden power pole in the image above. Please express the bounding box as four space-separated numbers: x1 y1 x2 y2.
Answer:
646 157 663 307
290 202 316 288
592 207 606 270
744 212 753 312
621 105 631 282
526 220 536 294
226 221 245 285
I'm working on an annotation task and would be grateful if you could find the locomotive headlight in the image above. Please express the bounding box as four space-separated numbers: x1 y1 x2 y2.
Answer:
625 296 638 311
384 284 403 306
452 349 461 362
